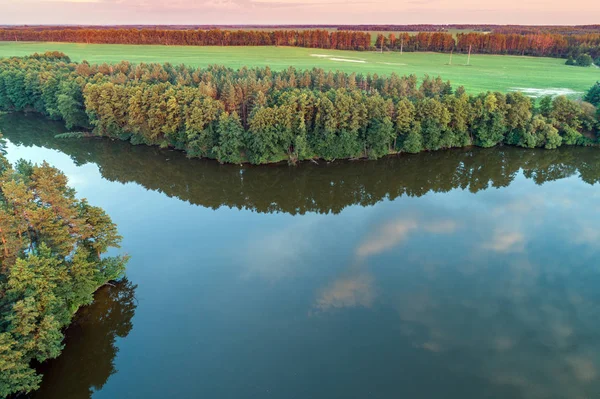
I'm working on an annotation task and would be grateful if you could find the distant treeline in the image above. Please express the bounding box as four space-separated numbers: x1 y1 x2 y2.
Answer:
2 27 600 58
454 32 600 58
340 25 600 35
338 25 453 32
0 28 372 50
0 52 598 165
375 32 600 58
491 25 600 35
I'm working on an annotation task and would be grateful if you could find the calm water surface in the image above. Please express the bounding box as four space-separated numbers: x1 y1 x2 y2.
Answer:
2 114 600 399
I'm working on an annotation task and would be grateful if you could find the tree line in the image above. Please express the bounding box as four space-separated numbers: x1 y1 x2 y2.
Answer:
2 27 600 58
375 31 599 60
454 32 600 59
0 53 598 165
491 25 600 35
338 25 600 35
0 135 128 397
0 28 372 51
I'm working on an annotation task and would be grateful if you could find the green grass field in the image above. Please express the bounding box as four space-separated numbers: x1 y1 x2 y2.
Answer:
0 42 598 95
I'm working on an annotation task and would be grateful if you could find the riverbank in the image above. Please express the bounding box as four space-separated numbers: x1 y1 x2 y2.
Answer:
0 105 600 166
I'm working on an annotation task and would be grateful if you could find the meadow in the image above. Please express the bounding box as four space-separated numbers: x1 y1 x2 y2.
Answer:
0 42 598 95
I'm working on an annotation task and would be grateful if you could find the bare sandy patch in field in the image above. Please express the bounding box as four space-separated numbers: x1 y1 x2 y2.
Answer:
329 57 366 63
510 87 583 98
310 54 366 63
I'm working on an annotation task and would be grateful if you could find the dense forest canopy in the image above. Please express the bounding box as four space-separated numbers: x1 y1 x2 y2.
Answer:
1 27 600 59
0 52 598 164
0 135 128 397
0 53 598 165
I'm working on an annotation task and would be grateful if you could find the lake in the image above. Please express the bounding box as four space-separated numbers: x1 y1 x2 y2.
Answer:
2 113 600 399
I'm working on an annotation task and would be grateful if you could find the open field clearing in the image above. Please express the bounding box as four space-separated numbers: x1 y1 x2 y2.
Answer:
0 42 598 94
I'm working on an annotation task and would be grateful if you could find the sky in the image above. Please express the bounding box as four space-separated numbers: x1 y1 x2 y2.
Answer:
0 0 598 25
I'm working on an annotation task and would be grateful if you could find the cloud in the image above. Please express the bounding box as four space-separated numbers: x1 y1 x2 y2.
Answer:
493 336 514 351
483 229 525 253
423 220 457 234
356 218 458 258
241 218 318 282
313 273 375 312
493 198 536 215
421 341 443 352
313 216 457 315
573 226 600 246
251 0 376 4
566 356 597 382
3 0 599 24
35 0 101 2
356 219 418 258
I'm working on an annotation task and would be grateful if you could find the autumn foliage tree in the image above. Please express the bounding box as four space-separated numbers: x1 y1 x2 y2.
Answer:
0 139 128 397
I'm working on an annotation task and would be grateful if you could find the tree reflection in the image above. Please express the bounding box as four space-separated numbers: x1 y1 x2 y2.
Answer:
2 113 599 217
27 279 137 399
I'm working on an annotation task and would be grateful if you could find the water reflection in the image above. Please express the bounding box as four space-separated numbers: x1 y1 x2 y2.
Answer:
28 280 138 399
3 113 600 399
345 196 600 398
2 113 599 216
314 273 375 313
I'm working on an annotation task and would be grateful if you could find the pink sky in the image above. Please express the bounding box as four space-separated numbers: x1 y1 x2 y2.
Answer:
0 0 598 25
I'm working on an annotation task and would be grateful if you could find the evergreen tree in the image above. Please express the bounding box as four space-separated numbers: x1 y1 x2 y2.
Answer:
575 54 593 67
0 155 128 397
402 122 424 154
214 112 245 164
584 82 600 106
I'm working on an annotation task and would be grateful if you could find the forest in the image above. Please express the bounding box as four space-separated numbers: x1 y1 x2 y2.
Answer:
1 27 600 59
374 31 600 59
0 134 128 397
0 53 598 165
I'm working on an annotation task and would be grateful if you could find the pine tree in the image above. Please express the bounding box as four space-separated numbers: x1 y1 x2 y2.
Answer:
214 112 245 164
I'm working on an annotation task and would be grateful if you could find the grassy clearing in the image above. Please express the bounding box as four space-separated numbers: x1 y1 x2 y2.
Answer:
0 42 598 95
